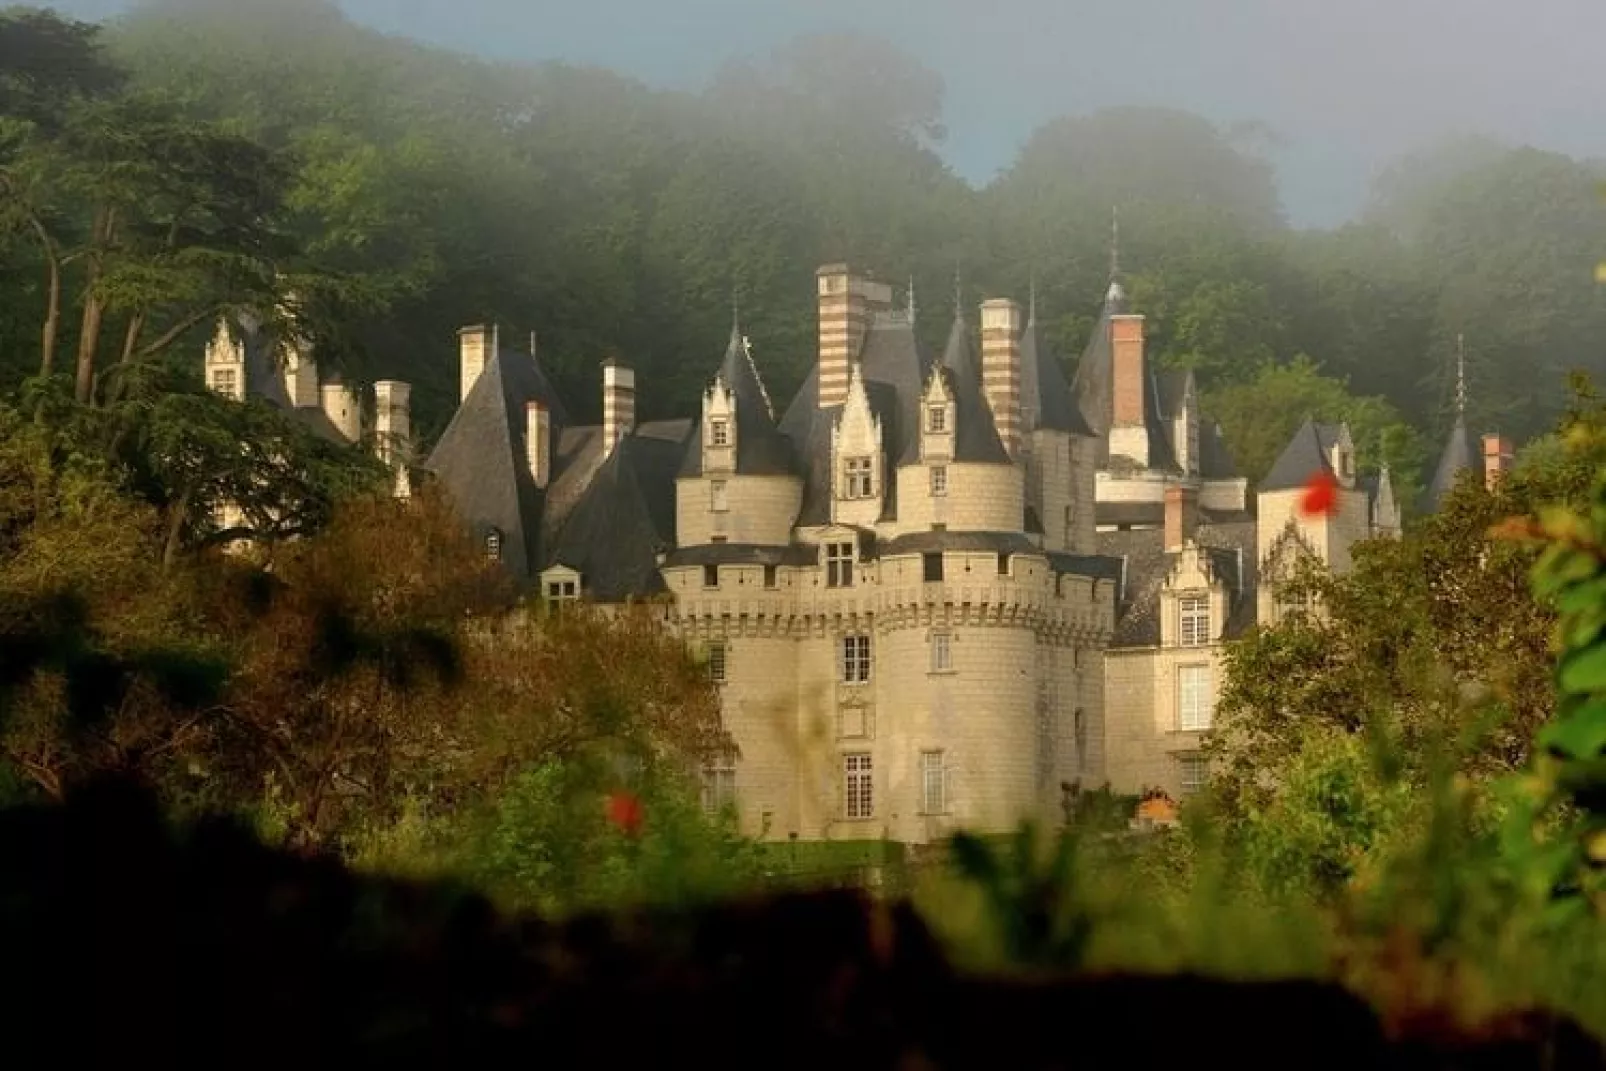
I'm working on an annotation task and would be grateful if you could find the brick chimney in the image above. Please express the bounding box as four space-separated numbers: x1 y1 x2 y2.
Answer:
601 358 635 460
526 400 550 489
1109 313 1149 467
459 323 498 403
1164 483 1198 552
979 298 1022 458
1483 432 1514 492
815 265 893 409
373 379 412 498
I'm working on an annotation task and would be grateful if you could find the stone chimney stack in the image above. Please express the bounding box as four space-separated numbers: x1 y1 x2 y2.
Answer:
374 379 412 498
320 380 361 443
1109 313 1149 467
459 323 498 403
601 358 635 460
1164 483 1199 552
815 264 893 409
525 400 550 489
1483 432 1514 492
979 297 1023 458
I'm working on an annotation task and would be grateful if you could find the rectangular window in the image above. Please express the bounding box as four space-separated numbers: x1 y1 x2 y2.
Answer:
843 456 874 499
1179 594 1210 647
997 552 1011 576
927 405 947 433
841 634 871 683
706 641 727 684
701 755 736 814
844 752 873 820
825 542 854 588
703 563 719 588
1178 754 1208 797
545 579 577 602
763 564 778 589
1179 665 1212 731
920 750 946 814
930 631 952 672
922 552 943 583
709 419 729 447
211 368 238 396
710 479 729 512
930 465 948 496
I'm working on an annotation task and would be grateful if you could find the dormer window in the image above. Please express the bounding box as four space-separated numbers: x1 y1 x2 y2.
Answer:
545 579 578 602
485 528 503 562
710 419 730 447
825 541 854 588
211 368 238 396
1179 594 1210 647
927 405 947 433
843 456 874 499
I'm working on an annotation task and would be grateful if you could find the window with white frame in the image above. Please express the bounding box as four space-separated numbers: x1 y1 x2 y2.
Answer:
211 368 238 396
709 419 730 447
843 752 873 819
706 641 727 684
843 456 874 499
1178 753 1208 797
926 405 947 433
929 630 952 672
484 528 503 562
545 579 578 602
1179 594 1210 647
920 750 946 814
701 754 736 814
1178 664 1212 731
841 634 871 684
825 541 854 588
710 480 729 512
930 465 948 496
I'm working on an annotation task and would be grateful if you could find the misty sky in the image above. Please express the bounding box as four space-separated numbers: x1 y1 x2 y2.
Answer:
46 0 1606 227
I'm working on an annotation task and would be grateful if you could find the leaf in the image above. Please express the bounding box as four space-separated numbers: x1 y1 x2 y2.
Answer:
1558 645 1606 695
1538 703 1606 760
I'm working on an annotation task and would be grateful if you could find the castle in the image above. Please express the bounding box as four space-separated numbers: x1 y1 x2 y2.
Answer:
204 263 1509 841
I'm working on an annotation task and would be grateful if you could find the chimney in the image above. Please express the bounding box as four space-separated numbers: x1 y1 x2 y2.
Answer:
1483 432 1514 492
1164 484 1198 552
525 400 550 489
816 264 861 409
601 358 635 460
1111 314 1146 427
319 381 360 443
459 323 498 403
374 380 412 497
979 298 1023 458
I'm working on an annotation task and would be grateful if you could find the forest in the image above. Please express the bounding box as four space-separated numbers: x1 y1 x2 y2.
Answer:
11 0 1606 1061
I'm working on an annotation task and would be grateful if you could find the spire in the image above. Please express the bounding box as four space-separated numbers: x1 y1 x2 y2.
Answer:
1455 333 1467 418
953 261 963 317
907 274 916 322
1028 272 1038 324
1110 205 1121 281
731 287 741 337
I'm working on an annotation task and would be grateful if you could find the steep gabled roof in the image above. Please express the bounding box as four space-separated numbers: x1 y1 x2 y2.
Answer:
545 430 687 601
1019 305 1093 436
860 313 928 467
679 325 795 478
1424 416 1478 511
1198 420 1239 479
1260 418 1347 492
1069 283 1178 472
929 312 1009 465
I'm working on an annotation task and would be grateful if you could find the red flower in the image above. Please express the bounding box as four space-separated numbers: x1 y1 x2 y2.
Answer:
606 791 644 837
1299 470 1340 518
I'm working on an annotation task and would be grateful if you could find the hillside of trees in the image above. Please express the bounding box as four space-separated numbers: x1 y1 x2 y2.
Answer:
4 0 1606 501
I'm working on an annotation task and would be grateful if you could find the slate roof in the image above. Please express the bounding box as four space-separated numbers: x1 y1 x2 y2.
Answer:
1069 282 1179 473
1260 418 1346 492
679 325 795 478
661 543 819 568
544 430 688 601
1198 420 1239 479
1097 520 1259 648
1153 370 1194 421
231 319 353 445
1094 501 1254 529
425 348 573 581
879 530 1040 558
932 313 1011 465
1424 416 1478 511
1019 306 1093 436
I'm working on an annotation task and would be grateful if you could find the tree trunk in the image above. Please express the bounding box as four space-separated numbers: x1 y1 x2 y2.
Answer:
101 310 148 405
161 482 193 570
29 217 62 379
73 206 116 404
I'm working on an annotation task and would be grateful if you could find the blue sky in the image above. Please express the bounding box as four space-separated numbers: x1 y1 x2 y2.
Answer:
46 0 1606 227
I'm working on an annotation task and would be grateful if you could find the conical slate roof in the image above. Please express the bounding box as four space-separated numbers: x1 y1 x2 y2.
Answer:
1019 302 1093 436
1260 417 1346 492
1424 416 1478 511
679 323 795 477
546 432 683 600
933 312 1010 465
1070 280 1177 471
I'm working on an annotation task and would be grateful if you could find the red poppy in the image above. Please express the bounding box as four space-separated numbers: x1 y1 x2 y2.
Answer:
606 791 644 837
1299 470 1340 518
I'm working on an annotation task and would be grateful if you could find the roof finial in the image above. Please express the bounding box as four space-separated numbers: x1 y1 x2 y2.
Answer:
907 274 916 322
1455 333 1467 418
1110 205 1121 281
953 260 963 316
731 287 741 335
529 330 537 357
1028 271 1038 323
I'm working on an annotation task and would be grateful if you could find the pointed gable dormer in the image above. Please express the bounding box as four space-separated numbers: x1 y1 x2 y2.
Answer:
831 363 884 527
919 363 956 463
936 310 1009 466
204 317 246 401
702 374 737 475
681 321 792 480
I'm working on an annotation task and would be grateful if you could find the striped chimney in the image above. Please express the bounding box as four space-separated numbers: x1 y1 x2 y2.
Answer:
601 358 635 460
816 263 865 409
980 297 1023 457
1483 432 1514 492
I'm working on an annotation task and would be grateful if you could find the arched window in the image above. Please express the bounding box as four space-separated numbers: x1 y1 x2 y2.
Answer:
485 528 503 561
